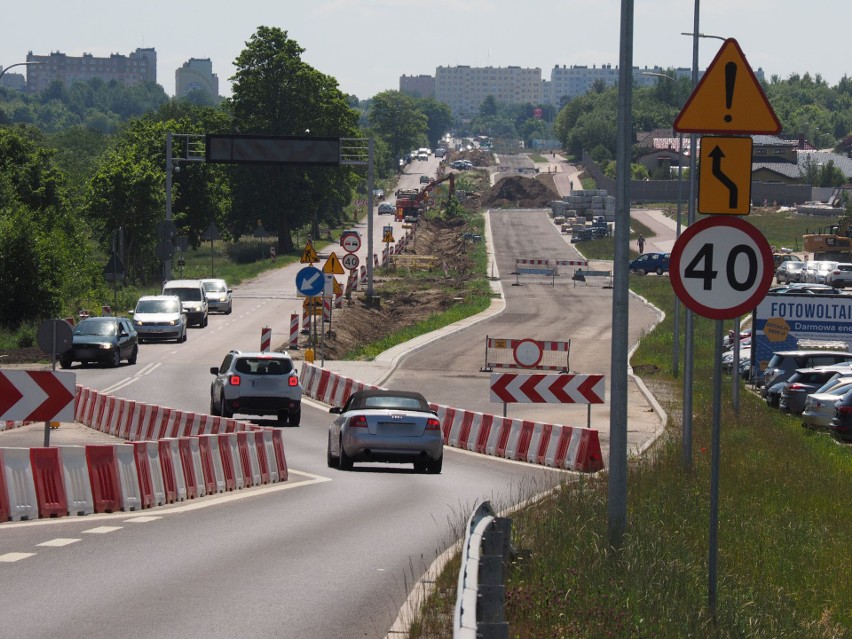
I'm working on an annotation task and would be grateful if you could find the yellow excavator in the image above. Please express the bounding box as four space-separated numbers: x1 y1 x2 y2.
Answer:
802 217 852 260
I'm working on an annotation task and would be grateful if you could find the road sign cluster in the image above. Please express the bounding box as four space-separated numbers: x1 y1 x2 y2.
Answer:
671 37 780 319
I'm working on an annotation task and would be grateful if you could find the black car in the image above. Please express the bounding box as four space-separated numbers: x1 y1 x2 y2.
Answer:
60 316 138 368
829 388 852 442
777 367 849 415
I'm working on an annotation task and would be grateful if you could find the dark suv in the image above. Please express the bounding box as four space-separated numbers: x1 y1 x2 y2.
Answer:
760 350 852 396
210 350 302 425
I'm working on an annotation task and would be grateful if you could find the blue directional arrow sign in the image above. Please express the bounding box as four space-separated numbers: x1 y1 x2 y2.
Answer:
295 266 325 297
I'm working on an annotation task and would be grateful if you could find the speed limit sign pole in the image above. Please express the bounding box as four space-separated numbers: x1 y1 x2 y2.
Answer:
670 215 774 615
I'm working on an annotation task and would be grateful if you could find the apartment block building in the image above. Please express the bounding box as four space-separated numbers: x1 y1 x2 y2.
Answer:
434 65 542 117
176 58 219 100
399 74 435 98
25 48 157 93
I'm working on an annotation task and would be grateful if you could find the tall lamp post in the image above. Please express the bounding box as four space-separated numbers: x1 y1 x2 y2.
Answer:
0 60 40 83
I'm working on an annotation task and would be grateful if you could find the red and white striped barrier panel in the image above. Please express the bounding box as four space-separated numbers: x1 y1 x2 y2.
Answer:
260 326 272 352
289 314 300 349
0 386 292 523
298 364 603 472
490 373 605 404
359 265 367 286
515 259 549 266
554 259 588 268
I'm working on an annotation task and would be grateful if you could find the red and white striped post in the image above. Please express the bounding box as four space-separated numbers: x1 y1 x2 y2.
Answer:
260 326 272 352
289 314 299 350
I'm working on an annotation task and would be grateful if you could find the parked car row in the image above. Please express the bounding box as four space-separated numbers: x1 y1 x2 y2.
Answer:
59 277 233 369
776 258 852 288
731 343 852 442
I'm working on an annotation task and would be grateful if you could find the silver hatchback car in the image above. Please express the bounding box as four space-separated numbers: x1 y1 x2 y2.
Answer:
200 278 233 314
327 390 443 473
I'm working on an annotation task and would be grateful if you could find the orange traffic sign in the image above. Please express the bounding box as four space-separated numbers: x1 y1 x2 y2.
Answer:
323 252 345 275
300 241 318 264
698 137 753 215
674 38 781 135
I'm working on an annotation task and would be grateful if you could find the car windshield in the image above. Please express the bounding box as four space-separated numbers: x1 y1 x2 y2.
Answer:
203 281 227 293
234 357 293 375
137 299 180 314
74 320 116 336
169 288 202 301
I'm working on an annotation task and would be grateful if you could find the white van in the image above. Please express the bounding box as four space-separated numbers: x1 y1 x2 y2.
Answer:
162 279 208 327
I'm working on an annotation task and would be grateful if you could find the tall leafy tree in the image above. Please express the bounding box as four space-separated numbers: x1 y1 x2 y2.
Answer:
227 26 360 250
414 97 453 149
368 90 428 172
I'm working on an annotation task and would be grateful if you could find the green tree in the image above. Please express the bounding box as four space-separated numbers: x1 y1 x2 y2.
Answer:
368 90 428 173
228 26 360 250
414 97 453 149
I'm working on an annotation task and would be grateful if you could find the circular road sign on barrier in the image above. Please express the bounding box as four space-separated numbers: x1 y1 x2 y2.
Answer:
341 253 360 271
513 338 544 368
670 215 774 320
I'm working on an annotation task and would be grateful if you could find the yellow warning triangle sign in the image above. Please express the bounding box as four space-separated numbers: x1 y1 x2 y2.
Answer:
332 277 342 296
383 229 395 243
674 38 781 135
300 241 318 264
323 252 345 275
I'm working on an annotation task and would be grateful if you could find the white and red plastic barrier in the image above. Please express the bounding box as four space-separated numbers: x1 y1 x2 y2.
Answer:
0 386 289 523
298 363 603 473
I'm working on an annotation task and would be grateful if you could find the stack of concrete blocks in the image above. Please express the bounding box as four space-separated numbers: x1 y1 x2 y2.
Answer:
550 190 615 222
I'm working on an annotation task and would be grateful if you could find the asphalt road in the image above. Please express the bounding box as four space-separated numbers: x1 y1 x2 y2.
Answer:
1 157 669 637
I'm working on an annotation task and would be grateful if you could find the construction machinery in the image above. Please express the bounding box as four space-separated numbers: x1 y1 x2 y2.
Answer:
395 173 455 221
802 217 852 260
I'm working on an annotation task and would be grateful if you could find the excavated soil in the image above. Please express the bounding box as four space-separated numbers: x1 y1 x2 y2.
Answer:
481 175 559 209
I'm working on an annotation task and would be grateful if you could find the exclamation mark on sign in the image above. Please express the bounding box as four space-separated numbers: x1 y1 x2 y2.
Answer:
724 62 737 123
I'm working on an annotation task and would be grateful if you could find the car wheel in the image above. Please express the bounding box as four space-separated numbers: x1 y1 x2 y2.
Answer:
277 410 288 426
338 440 353 470
128 345 138 365
288 410 301 426
180 329 187 343
110 349 121 368
203 314 208 328
210 394 219 416
226 304 232 315
220 393 232 419
59 355 72 369
636 269 646 276
656 267 664 276
413 459 428 473
428 456 443 474
327 433 338 468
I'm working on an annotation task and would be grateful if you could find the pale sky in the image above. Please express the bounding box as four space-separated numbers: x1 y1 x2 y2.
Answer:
2 1 848 99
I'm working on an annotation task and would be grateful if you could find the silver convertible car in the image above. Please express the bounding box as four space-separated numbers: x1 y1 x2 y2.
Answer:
327 390 443 473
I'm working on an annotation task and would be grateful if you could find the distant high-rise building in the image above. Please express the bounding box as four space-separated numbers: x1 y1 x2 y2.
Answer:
399 74 434 98
435 66 542 118
0 70 27 92
25 48 157 93
176 58 219 100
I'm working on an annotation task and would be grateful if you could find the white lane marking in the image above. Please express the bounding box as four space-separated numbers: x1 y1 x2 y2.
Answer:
101 362 161 395
82 526 123 534
36 538 80 547
0 552 36 562
123 516 161 523
0 470 331 529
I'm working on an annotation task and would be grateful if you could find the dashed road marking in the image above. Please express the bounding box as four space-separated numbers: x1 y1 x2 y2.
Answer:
82 526 123 534
0 552 36 562
36 538 80 547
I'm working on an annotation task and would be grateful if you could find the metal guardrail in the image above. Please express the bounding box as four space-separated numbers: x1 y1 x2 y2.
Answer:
453 501 512 639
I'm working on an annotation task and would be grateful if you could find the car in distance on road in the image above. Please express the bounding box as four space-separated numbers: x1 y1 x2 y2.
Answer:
378 202 395 215
419 175 431 184
327 389 443 473
825 262 852 288
132 295 187 343
59 316 138 369
629 252 670 276
776 260 805 284
200 278 232 314
210 350 302 425
162 279 208 327
372 188 385 200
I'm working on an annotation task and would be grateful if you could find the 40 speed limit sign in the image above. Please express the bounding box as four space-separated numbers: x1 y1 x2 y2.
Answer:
670 216 774 320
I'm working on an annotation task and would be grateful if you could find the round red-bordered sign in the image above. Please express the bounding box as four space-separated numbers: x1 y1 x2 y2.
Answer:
670 216 774 320
513 338 543 368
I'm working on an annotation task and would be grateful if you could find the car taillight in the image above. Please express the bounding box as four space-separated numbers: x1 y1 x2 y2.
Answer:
288 375 299 387
349 415 368 428
787 383 808 391
229 375 241 386
426 417 441 431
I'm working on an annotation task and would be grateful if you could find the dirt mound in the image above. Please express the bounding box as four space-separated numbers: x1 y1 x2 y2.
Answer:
481 175 558 208
452 149 494 167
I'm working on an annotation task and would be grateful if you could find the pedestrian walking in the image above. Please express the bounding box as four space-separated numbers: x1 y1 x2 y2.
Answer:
637 234 645 254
